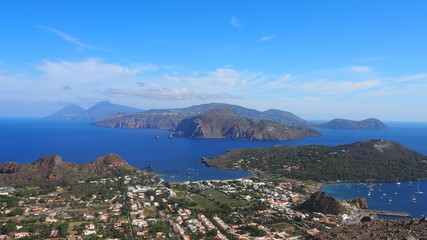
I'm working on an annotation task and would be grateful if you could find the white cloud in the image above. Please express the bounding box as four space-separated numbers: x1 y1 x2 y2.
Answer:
230 16 241 28
298 79 382 95
36 25 110 51
259 35 276 41
35 58 156 83
398 73 427 82
349 66 373 73
102 88 241 101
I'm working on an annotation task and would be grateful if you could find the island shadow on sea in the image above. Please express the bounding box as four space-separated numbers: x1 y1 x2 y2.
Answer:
0 119 426 183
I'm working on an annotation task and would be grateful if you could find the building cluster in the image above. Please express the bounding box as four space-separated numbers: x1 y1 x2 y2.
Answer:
0 172 349 239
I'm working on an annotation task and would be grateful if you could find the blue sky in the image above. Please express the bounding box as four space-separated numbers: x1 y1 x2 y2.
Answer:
1 1 426 121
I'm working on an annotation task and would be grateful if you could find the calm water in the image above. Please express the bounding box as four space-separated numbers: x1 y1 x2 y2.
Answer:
0 119 426 185
322 180 427 218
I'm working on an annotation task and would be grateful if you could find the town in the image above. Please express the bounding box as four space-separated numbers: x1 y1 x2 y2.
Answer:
0 171 351 240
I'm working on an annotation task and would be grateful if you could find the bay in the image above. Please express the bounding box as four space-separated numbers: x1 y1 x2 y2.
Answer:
0 119 426 184
322 180 427 218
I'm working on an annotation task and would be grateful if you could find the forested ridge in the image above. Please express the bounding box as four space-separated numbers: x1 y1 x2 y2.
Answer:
205 140 427 181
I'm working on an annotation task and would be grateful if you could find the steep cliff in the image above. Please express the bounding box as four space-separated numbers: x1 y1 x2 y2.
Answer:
299 192 346 215
173 109 321 141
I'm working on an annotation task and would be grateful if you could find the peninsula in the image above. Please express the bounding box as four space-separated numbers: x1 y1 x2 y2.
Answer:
202 139 427 181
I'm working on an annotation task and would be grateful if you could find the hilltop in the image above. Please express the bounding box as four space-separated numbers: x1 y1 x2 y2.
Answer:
45 104 85 120
95 102 314 130
203 139 427 181
174 109 321 141
0 153 137 187
318 118 388 130
45 101 143 121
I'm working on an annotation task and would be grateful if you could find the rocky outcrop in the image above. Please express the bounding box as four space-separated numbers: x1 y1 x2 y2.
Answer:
318 118 388 130
341 197 368 211
309 218 427 240
299 192 346 215
0 162 20 174
0 153 136 186
173 109 321 141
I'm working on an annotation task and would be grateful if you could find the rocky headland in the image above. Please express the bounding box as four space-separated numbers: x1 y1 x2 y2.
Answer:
173 109 321 141
0 153 136 186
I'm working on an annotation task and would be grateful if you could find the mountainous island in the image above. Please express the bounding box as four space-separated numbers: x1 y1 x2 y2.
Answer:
46 101 142 121
317 118 388 130
203 139 427 181
94 103 320 141
0 153 136 186
174 109 321 141
44 104 86 120
95 103 314 130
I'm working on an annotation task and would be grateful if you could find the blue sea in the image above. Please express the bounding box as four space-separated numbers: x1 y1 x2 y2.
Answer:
1 118 427 217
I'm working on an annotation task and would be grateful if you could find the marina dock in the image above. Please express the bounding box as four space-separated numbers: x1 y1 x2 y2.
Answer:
366 210 411 217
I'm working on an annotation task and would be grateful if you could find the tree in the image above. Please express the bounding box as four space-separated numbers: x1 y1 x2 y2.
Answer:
1 223 16 235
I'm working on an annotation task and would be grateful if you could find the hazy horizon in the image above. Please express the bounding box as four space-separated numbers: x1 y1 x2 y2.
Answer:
1 1 426 121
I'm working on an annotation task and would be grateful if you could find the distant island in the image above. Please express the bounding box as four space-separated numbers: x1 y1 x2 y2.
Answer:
173 109 321 141
317 118 388 130
203 139 427 181
94 103 320 141
95 102 314 129
45 101 143 121
0 153 136 187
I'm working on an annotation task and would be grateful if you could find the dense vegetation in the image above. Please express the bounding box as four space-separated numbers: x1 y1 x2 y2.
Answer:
205 140 427 182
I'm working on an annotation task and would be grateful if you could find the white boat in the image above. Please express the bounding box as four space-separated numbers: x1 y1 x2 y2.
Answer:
410 197 417 204
415 180 424 195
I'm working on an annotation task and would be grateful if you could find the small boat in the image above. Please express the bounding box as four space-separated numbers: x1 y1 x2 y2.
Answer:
407 181 414 187
415 180 424 195
169 133 174 139
410 197 417 204
155 135 161 139
396 181 401 185
387 199 392 206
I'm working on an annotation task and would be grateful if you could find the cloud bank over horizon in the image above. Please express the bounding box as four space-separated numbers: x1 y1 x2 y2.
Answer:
0 58 426 121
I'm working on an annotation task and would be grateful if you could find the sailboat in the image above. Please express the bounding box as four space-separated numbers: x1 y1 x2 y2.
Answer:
414 180 424 195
